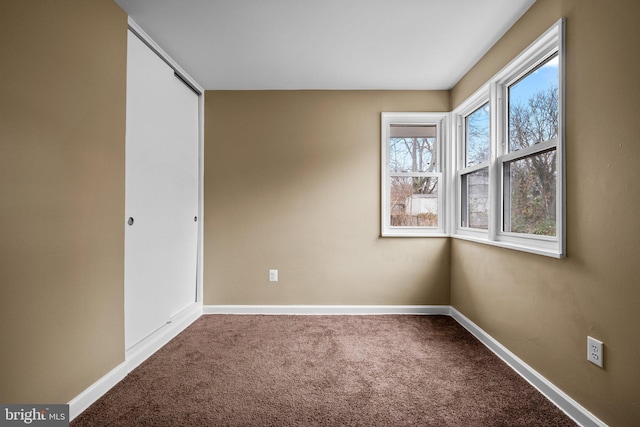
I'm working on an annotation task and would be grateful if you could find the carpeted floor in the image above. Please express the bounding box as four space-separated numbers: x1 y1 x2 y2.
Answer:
72 315 577 426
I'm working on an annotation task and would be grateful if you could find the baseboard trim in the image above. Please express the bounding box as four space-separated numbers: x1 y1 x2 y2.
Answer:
68 361 127 421
69 303 202 421
450 307 607 427
125 303 202 373
203 304 451 315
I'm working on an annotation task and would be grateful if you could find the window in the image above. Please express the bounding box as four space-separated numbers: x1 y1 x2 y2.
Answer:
381 113 448 236
453 19 565 257
503 54 559 237
460 102 490 230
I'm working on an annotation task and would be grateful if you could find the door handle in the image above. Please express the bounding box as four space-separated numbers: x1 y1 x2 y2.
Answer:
128 217 134 226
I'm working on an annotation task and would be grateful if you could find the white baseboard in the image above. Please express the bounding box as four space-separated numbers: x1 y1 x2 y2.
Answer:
450 307 607 427
68 361 127 421
68 303 202 421
203 304 451 315
125 303 202 373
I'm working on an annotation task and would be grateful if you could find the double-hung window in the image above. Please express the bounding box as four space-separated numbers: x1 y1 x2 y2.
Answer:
453 19 565 257
381 113 448 237
501 53 560 239
459 100 490 232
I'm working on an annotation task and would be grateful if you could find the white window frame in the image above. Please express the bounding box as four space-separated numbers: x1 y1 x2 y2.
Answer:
451 19 565 257
381 112 448 237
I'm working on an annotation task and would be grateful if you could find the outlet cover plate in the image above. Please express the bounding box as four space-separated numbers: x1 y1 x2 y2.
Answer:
269 269 278 282
587 336 603 368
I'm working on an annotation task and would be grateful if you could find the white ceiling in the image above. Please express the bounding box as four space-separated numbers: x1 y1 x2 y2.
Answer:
114 0 536 90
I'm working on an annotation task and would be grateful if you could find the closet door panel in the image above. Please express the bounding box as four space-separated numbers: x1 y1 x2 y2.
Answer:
164 73 199 317
124 30 198 349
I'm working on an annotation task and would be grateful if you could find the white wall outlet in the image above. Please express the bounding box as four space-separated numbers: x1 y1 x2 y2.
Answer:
587 336 603 368
268 269 278 282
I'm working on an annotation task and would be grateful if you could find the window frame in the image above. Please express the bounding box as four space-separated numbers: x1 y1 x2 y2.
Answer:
381 112 449 237
452 19 565 257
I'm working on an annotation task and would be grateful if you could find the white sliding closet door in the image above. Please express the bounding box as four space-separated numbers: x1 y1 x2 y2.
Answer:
124 30 199 350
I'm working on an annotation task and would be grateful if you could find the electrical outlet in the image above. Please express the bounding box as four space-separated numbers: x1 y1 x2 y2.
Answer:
269 269 278 282
587 336 603 368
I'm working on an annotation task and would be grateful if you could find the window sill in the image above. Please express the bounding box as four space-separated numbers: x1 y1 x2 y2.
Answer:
451 233 565 258
380 231 449 238
380 229 564 258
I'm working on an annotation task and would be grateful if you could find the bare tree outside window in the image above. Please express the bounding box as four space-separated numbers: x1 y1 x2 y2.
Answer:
466 103 490 167
506 56 559 236
388 127 438 227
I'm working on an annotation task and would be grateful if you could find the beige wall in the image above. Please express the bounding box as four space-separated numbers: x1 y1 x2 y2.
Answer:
3 1 637 424
204 91 451 305
451 0 640 425
0 0 127 403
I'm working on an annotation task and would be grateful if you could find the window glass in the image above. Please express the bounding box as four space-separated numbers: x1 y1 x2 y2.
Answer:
390 177 438 227
503 149 557 236
388 125 437 173
465 103 490 167
461 168 489 229
508 54 559 152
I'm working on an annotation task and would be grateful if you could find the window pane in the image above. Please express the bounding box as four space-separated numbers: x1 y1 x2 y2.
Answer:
465 103 489 166
503 149 556 236
461 168 489 229
508 54 558 152
388 125 437 173
390 176 438 227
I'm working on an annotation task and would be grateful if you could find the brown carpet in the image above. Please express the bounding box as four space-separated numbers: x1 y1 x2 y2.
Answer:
72 315 577 426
